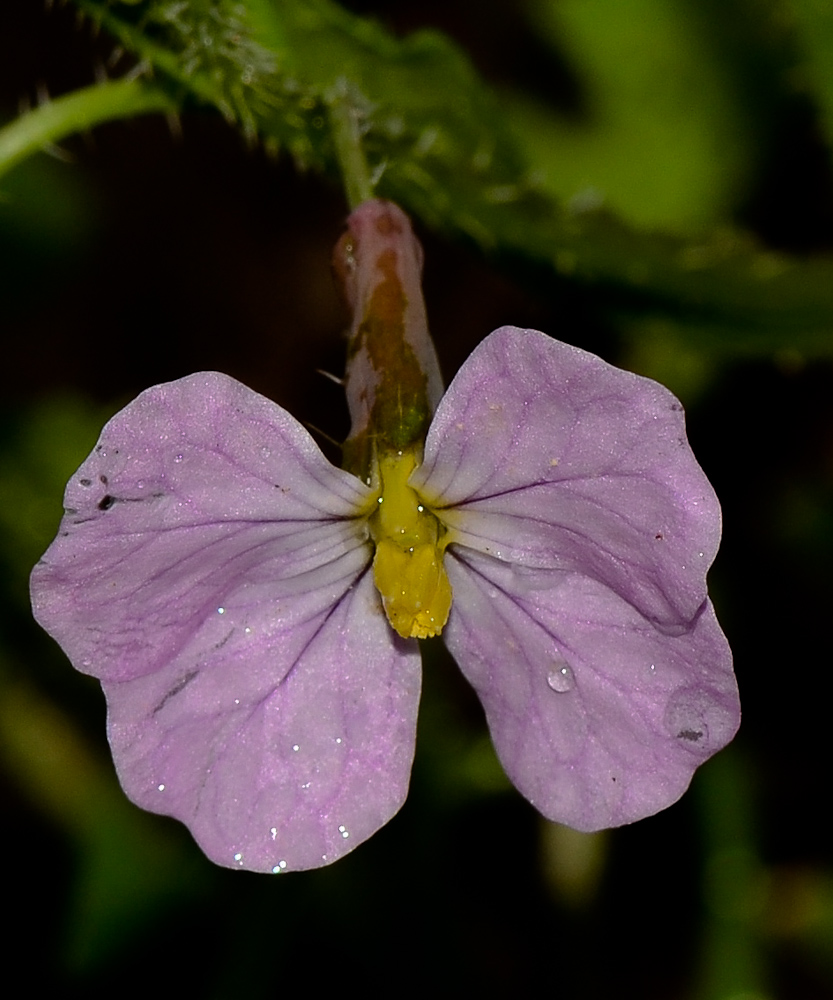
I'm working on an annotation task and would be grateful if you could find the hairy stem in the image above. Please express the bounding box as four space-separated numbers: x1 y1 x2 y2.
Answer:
326 81 374 209
0 78 177 181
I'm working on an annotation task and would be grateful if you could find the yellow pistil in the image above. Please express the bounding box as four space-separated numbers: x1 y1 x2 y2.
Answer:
370 449 452 639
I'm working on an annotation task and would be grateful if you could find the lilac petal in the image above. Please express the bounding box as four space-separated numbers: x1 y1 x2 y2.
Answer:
105 568 420 872
31 372 420 871
443 548 739 831
31 372 373 683
411 327 721 627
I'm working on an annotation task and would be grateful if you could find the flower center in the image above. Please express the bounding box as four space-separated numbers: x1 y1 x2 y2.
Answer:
369 449 452 639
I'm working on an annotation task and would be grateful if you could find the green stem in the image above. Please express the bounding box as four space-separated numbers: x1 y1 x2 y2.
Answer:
327 81 374 209
0 78 177 182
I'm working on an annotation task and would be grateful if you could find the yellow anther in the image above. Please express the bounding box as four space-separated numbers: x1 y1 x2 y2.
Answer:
370 450 452 639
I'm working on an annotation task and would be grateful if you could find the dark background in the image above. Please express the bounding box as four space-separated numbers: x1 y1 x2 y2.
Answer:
2 2 833 997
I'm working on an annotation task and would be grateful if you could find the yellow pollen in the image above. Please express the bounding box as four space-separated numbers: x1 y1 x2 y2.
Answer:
369 449 452 639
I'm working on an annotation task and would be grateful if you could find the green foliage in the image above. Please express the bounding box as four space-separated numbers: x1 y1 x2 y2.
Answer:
0 0 829 360
790 0 833 151
0 398 106 612
515 0 752 231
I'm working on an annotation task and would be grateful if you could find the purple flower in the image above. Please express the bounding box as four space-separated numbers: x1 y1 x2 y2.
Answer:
30 204 738 874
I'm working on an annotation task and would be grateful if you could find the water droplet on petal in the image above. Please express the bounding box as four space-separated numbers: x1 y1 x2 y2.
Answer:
664 686 736 756
338 825 350 839
546 659 575 693
234 852 243 864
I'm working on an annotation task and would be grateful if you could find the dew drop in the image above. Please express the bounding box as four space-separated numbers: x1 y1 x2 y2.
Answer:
157 783 165 792
292 744 300 752
217 607 225 615
663 686 736 756
270 827 277 841
272 860 287 873
338 825 350 839
546 660 575 693
234 852 243 864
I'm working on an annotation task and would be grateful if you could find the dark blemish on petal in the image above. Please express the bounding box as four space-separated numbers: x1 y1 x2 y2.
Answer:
64 507 78 515
670 403 682 412
79 478 92 487
97 492 164 510
153 668 199 714
213 629 234 651
677 728 704 742
100 474 108 485
655 533 664 540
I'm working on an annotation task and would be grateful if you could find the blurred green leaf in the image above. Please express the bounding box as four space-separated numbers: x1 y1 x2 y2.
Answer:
517 0 752 232
694 749 772 1000
0 671 209 972
0 397 110 611
789 0 833 150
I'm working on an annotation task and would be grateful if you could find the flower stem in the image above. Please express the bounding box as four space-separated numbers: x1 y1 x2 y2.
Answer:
326 81 374 209
0 78 176 182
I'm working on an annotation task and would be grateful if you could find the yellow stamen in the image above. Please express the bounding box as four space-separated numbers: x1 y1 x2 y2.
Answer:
370 449 452 639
